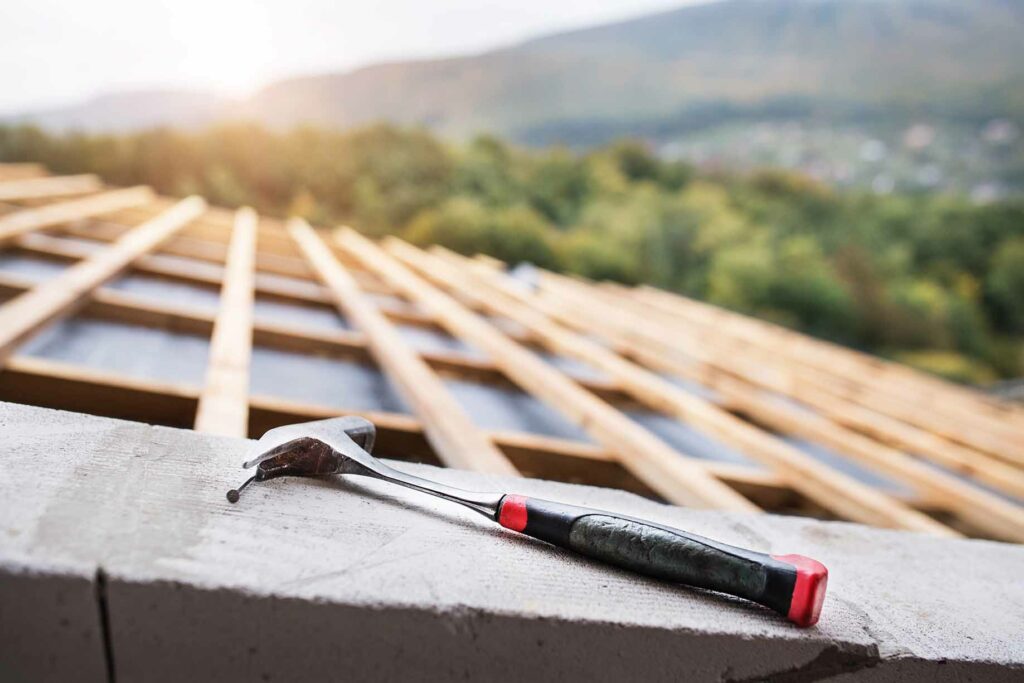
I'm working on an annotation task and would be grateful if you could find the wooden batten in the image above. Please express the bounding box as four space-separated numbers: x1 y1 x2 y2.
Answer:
1 164 1019 542
0 186 155 246
290 219 518 475
410 246 961 537
194 207 258 437
339 230 758 512
499 269 1023 541
0 174 102 201
0 195 206 363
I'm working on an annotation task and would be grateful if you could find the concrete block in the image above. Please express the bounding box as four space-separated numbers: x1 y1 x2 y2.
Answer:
0 562 107 682
1 400 1022 681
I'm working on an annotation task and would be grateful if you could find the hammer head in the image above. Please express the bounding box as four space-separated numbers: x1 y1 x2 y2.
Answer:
242 416 377 482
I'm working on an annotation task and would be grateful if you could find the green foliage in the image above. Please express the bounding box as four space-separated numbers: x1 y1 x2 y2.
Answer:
987 238 1024 333
2 121 1022 382
405 197 558 269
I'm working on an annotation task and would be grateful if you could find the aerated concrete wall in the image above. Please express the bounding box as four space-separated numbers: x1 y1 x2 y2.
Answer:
1 401 1022 681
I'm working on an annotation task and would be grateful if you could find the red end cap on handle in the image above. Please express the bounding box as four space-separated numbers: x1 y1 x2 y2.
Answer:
772 554 828 627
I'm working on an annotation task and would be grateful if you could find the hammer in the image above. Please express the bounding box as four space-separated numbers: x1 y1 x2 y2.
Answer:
228 417 828 627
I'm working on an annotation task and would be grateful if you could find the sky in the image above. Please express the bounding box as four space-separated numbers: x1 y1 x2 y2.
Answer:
0 0 700 115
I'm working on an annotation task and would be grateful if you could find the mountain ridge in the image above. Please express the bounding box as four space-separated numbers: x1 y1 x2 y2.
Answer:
7 0 1024 145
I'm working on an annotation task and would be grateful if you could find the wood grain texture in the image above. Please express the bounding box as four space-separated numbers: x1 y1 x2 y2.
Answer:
0 195 206 363
290 218 517 475
2 165 1019 543
544 274 1024 501
0 174 102 201
340 230 758 512
0 269 627 403
0 162 47 180
194 207 258 437
452 255 1020 541
0 186 154 246
399 246 957 537
1 353 793 500
630 285 1024 462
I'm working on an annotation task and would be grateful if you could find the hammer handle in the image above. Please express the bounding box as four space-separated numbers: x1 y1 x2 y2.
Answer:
496 495 827 627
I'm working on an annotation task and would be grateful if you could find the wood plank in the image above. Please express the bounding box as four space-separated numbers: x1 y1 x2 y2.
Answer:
635 283 1024 429
712 374 1024 542
113 204 301 258
60 219 397 295
0 215 437 334
539 273 1024 504
57 214 327 283
194 207 258 437
407 246 958 536
631 285 1024 457
340 230 758 512
0 175 102 201
0 196 206 363
521 272 1022 539
0 163 47 181
0 269 627 401
11 231 447 328
289 219 517 475
0 354 795 506
602 282 1024 469
543 291 1024 541
0 186 154 246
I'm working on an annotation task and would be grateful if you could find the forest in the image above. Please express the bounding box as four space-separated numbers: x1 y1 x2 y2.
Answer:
1 122 1022 383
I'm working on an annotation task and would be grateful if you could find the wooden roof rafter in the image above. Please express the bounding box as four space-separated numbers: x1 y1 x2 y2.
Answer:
425 249 1022 540
0 164 1021 543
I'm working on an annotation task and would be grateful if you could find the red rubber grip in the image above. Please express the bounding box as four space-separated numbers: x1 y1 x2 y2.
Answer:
772 554 828 627
498 495 528 532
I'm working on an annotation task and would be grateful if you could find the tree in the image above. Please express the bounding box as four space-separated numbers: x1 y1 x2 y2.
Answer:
3 121 1022 381
987 238 1024 333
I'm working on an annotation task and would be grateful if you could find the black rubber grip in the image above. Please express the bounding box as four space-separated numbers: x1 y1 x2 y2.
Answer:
497 495 826 625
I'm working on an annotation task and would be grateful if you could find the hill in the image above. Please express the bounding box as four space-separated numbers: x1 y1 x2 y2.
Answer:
245 0 1024 143
10 0 1024 143
7 90 230 132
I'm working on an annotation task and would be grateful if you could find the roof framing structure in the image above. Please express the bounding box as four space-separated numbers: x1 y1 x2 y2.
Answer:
1 163 1022 542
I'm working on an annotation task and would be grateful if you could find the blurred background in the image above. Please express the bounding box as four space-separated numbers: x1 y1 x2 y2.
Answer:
2 0 1023 388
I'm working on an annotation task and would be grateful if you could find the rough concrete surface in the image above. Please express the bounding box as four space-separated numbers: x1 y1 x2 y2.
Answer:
1 400 1022 682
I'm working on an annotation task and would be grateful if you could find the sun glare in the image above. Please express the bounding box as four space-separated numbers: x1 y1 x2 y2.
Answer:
165 1 273 97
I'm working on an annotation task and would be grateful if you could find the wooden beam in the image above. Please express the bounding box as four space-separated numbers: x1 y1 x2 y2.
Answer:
485 263 1020 539
0 163 47 181
0 196 206 363
11 231 449 330
339 230 758 512
0 269 627 402
533 279 1024 540
289 219 517 475
635 284 1024 430
0 186 155 246
603 281 1024 470
544 274 1024 499
0 353 793 507
460 257 1024 530
194 208 258 437
110 204 301 259
408 246 959 536
57 213 326 282
630 286 1024 460
246 395 791 504
712 373 1024 542
0 175 103 202
46 217 402 297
